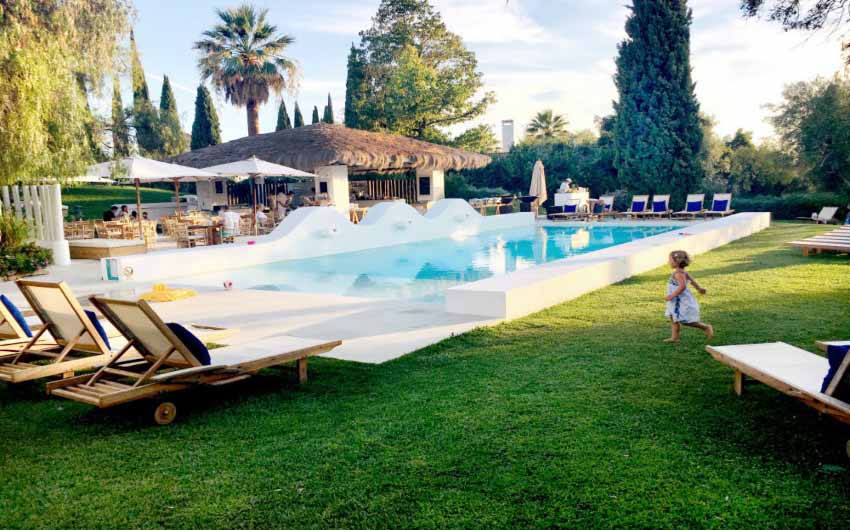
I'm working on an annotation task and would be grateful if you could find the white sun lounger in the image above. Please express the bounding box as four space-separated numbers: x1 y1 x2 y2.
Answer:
632 194 672 218
707 342 850 455
47 297 341 424
618 195 651 218
673 194 705 219
704 193 734 217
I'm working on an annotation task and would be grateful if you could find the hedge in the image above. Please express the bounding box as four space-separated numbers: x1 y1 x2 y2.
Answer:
733 192 849 221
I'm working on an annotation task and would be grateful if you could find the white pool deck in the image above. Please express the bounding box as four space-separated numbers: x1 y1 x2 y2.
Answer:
0 212 770 364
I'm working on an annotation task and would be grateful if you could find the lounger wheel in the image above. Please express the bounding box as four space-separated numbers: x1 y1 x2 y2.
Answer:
153 401 177 425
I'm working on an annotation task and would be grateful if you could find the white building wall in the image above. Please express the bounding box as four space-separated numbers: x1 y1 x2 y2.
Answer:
415 169 445 203
315 165 350 215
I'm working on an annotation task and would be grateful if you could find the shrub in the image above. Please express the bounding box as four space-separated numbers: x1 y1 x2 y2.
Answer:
0 243 51 279
0 214 30 249
446 173 509 200
733 192 849 221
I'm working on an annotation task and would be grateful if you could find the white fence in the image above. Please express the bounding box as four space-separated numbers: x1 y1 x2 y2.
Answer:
0 183 70 266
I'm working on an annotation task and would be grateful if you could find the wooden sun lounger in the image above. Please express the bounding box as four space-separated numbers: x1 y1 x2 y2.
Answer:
789 227 850 256
632 194 672 218
617 195 650 218
47 297 341 424
672 194 706 219
0 281 118 384
707 342 850 456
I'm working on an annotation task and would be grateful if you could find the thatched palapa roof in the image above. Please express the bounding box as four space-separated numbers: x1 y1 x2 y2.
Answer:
171 123 491 174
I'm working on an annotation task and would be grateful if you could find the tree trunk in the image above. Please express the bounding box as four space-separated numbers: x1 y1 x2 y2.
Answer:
247 100 260 136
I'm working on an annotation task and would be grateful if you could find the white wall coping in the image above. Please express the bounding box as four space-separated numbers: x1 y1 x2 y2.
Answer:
445 212 771 320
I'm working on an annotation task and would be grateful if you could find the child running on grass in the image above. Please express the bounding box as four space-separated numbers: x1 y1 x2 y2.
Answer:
664 250 714 343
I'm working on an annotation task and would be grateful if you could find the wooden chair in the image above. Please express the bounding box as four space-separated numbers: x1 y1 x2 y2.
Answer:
0 280 117 384
47 297 341 424
704 193 734 217
174 223 207 248
797 206 839 224
673 194 706 219
0 295 44 350
707 341 850 457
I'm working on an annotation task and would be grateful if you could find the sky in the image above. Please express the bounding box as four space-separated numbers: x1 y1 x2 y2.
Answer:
119 0 846 145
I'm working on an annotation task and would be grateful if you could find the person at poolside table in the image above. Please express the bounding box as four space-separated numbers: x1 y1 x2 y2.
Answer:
102 205 118 221
120 205 130 219
220 205 241 238
273 191 291 220
255 205 269 225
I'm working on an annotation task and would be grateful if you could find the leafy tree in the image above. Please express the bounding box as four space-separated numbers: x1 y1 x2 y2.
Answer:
525 110 569 143
0 1 131 182
191 85 222 150
194 4 297 136
344 45 370 129
770 75 850 192
741 1 850 31
727 129 754 150
275 100 292 130
130 30 162 156
726 142 800 195
293 102 305 127
346 0 494 139
450 125 499 153
158 76 187 156
613 0 704 204
111 76 131 158
323 93 335 124
311 106 320 124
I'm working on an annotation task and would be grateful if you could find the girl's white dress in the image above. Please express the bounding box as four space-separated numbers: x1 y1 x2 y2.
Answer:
665 272 700 324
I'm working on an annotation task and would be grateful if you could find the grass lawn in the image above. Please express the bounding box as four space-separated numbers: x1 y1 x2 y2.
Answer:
63 185 175 220
1 222 849 528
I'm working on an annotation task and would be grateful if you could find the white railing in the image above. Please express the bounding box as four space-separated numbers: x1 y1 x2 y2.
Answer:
0 183 70 266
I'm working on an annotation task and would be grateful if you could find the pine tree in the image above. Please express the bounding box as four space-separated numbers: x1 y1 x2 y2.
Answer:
344 45 368 128
191 85 222 150
275 100 292 131
159 75 187 156
613 0 704 204
311 105 320 124
323 93 334 124
111 76 130 158
130 30 161 155
293 102 304 127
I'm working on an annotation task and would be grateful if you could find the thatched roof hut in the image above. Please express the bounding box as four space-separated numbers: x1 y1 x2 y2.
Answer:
171 123 491 174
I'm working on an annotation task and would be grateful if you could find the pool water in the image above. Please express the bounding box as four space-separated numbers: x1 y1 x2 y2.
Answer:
177 225 681 302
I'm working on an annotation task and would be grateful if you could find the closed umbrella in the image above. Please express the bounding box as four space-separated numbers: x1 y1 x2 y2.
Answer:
87 156 219 238
203 156 315 235
529 160 548 214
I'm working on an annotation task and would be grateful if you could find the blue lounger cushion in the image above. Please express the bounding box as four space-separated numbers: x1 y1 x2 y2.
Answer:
564 204 578 213
0 294 32 337
686 200 702 212
631 201 645 212
712 199 728 212
167 322 211 365
652 200 668 213
84 310 110 350
821 345 850 397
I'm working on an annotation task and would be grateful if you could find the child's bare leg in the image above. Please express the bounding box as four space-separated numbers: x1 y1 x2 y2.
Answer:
664 321 681 343
683 321 714 339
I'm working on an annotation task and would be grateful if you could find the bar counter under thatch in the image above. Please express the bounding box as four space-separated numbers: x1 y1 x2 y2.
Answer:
171 123 491 174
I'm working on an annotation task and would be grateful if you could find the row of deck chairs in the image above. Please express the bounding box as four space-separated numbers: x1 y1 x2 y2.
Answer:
788 225 850 256
708 339 850 456
0 280 340 424
548 193 734 221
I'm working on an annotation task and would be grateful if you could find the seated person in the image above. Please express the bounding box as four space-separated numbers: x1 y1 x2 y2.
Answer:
220 205 241 239
102 206 119 221
255 206 269 225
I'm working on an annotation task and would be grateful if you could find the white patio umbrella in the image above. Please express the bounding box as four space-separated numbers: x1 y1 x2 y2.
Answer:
202 156 315 234
87 156 219 236
529 160 548 213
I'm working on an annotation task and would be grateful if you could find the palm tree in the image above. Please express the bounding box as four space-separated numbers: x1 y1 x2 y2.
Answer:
194 5 297 136
525 110 569 142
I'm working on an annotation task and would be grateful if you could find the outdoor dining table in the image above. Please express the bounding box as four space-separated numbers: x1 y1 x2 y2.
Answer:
187 223 223 245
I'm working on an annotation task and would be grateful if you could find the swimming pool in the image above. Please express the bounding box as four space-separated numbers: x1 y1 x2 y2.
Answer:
175 224 682 302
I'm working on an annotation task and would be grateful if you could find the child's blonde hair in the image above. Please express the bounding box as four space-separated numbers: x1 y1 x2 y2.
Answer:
670 250 691 268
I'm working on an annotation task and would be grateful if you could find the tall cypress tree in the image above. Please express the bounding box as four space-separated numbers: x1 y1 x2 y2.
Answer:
191 85 222 150
275 100 292 131
344 44 368 128
130 30 161 155
613 0 703 204
111 76 130 158
311 106 320 124
293 102 304 127
159 75 187 156
323 93 334 124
